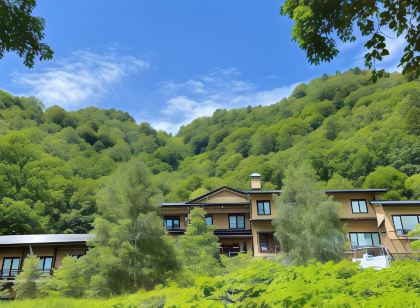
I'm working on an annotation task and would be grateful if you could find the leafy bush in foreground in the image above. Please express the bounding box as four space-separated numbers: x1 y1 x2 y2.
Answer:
4 258 420 307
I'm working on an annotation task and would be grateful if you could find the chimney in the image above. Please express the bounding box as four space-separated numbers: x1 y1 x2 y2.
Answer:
250 172 262 190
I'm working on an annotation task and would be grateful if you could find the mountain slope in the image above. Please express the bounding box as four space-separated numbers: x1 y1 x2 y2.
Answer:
0 69 418 234
156 69 419 201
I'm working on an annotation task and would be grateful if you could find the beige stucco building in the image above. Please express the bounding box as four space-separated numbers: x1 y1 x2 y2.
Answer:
0 234 92 285
0 173 419 286
161 173 420 258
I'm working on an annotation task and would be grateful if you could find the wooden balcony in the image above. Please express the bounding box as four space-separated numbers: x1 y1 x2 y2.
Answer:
166 228 252 237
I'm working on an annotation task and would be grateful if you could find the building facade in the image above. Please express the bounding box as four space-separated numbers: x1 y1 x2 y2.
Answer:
0 234 93 284
1 173 419 286
161 173 420 258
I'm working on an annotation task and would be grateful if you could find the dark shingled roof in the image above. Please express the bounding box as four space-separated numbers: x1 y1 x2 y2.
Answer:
370 200 420 205
323 189 387 193
161 187 388 207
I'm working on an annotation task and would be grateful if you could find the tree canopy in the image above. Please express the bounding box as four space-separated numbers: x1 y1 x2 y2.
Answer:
280 1 419 79
273 164 346 263
76 159 178 296
0 0 53 67
177 207 220 277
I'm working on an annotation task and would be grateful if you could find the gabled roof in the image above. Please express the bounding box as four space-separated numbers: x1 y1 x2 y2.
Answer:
370 200 420 205
243 188 387 194
186 186 247 204
161 186 389 207
0 234 95 245
161 202 188 207
161 202 250 207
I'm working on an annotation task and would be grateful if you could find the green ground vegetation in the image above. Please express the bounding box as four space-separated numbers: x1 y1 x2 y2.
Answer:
3 257 420 307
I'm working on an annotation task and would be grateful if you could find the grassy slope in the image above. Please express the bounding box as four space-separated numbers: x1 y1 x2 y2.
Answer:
4 257 420 307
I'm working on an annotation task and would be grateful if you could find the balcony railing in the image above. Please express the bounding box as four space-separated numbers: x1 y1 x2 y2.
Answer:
259 244 280 254
166 228 253 236
166 228 186 234
214 229 252 236
395 229 412 236
0 268 54 280
0 269 21 280
219 245 247 257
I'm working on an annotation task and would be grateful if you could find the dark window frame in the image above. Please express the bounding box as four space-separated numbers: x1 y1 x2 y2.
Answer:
1 257 20 277
228 214 245 230
38 256 54 273
205 215 213 225
258 232 279 253
348 232 381 248
351 199 368 214
257 200 271 215
164 216 181 230
392 215 420 235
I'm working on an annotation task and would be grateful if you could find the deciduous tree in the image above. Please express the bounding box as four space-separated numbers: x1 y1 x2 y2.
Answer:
0 0 53 67
281 1 419 79
79 158 179 296
273 164 346 263
177 207 220 276
14 255 43 298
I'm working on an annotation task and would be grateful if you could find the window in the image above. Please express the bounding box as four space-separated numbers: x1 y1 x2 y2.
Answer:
257 201 271 215
1 257 20 277
38 256 54 273
205 215 213 225
392 215 420 235
229 214 245 229
349 232 381 248
258 233 279 253
164 217 180 230
351 200 368 213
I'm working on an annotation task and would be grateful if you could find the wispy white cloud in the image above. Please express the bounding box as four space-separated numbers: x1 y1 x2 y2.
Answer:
148 68 298 134
380 35 406 72
13 50 150 108
350 30 406 72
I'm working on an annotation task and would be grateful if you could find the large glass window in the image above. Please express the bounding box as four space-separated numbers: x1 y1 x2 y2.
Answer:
229 214 245 229
205 215 213 225
164 217 180 230
1 257 20 277
351 200 368 213
349 232 381 248
38 256 54 273
257 201 271 215
392 215 420 235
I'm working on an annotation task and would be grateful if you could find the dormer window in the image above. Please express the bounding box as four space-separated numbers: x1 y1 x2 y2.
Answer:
351 200 368 213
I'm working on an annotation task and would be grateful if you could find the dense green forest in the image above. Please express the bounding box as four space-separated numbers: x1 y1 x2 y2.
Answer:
0 69 419 235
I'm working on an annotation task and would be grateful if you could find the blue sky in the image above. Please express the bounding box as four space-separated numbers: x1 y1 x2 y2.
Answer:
0 1 405 133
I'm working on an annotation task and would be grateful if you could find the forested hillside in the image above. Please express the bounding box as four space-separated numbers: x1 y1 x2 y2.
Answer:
0 69 419 235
